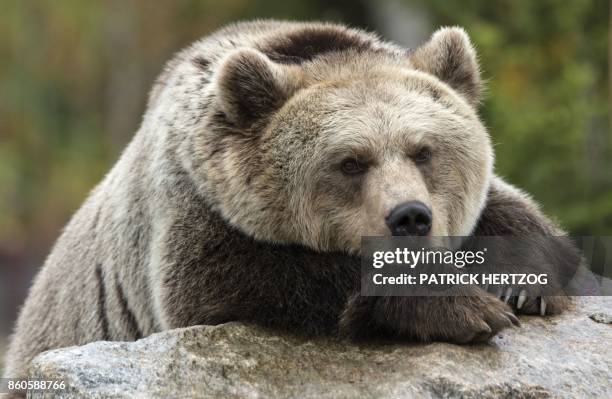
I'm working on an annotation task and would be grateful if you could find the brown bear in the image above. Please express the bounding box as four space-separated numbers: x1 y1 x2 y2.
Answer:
3 21 574 391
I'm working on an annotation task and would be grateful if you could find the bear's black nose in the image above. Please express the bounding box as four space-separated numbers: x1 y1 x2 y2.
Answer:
386 201 432 236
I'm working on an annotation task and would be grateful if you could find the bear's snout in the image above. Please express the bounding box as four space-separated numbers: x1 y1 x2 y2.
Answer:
385 201 432 236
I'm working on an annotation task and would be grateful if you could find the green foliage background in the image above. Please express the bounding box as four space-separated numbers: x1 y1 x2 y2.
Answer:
0 0 610 284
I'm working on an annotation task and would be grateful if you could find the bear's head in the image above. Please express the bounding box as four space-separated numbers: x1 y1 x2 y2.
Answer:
189 27 492 254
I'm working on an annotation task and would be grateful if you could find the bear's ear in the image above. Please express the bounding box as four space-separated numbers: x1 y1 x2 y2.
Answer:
409 27 482 106
215 49 302 129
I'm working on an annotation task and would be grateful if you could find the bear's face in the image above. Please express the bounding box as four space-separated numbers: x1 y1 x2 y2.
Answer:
202 27 492 253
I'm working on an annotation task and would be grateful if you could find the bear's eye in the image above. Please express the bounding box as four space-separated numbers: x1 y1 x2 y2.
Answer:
413 147 432 164
340 158 368 175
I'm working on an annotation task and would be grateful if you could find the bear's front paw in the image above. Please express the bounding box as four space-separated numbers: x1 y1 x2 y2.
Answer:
421 295 521 343
488 285 571 316
340 291 520 344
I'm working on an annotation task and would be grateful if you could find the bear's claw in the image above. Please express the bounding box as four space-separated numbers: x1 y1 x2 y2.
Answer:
505 311 521 327
503 287 513 303
517 289 527 309
486 284 569 316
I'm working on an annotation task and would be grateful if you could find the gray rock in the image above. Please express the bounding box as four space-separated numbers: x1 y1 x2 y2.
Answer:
29 297 611 399
589 312 612 324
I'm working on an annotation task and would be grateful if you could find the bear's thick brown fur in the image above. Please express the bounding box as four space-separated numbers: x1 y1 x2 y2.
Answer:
3 21 575 391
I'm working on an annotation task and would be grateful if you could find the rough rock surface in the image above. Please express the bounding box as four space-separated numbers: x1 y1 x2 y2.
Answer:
29 297 611 399
589 312 612 324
